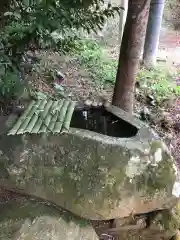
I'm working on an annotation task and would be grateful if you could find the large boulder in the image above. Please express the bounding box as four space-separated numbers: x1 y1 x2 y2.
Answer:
97 201 180 240
0 192 98 240
0 105 179 220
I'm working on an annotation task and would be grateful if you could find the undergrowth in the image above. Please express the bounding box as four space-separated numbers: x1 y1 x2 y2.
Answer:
75 40 117 84
76 40 180 102
137 66 180 102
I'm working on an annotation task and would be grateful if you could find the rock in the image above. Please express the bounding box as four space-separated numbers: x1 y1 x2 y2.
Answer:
135 87 140 97
84 99 93 106
148 201 180 236
103 100 110 108
140 106 151 121
16 216 97 240
146 94 157 106
0 194 98 240
56 70 65 81
98 101 103 107
113 215 147 229
92 101 98 107
102 202 180 240
0 105 179 220
147 94 154 102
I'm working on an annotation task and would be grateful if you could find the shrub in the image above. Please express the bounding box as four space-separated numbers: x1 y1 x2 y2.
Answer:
0 0 120 101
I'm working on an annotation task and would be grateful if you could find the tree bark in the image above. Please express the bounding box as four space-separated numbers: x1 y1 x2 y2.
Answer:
118 0 128 44
112 0 151 113
143 0 165 67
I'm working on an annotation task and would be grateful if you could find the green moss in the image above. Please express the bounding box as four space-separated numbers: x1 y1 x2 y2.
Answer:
151 204 180 232
134 157 176 196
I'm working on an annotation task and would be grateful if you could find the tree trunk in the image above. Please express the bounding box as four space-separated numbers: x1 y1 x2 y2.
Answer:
112 0 151 113
143 0 165 67
118 0 128 44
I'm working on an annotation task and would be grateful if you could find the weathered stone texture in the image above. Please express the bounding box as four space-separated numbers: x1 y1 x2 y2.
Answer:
0 196 97 240
0 106 178 220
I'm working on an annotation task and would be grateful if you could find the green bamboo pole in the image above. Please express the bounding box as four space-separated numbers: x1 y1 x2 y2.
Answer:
46 100 59 132
8 101 36 135
51 99 65 133
38 100 54 133
54 100 70 133
39 100 58 133
18 100 47 134
63 101 76 131
49 100 64 132
30 100 49 134
25 99 45 133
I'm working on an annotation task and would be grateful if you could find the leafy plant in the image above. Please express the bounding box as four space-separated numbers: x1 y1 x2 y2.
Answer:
0 0 120 102
75 40 117 84
137 66 180 102
75 39 180 102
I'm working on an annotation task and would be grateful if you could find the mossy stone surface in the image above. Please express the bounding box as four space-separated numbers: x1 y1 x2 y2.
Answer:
0 195 96 240
0 106 178 220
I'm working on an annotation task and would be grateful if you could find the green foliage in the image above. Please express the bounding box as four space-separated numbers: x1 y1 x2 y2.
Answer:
0 70 24 100
137 66 180 102
76 40 180 103
75 40 117 84
0 0 120 101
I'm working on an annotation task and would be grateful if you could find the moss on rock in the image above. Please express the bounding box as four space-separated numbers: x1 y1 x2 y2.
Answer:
0 106 178 220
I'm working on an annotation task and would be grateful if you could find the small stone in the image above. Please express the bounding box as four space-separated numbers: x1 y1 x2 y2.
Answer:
140 107 151 121
143 106 150 115
113 217 132 227
166 133 174 141
150 100 156 106
92 101 98 107
84 99 93 106
103 100 110 108
147 94 154 101
146 94 157 106
56 70 65 80
135 88 140 96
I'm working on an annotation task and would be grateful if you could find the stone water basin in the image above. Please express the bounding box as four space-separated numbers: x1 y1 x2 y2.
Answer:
0 104 179 220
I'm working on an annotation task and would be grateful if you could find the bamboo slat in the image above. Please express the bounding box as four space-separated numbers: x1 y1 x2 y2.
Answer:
8 98 76 135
